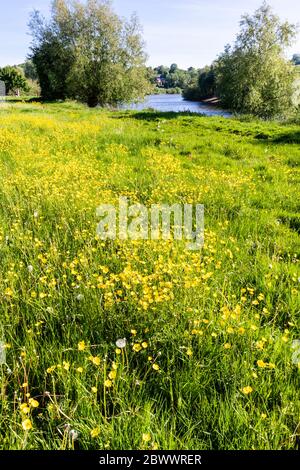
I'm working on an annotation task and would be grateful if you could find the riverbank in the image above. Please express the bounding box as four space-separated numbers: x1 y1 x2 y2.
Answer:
200 96 221 107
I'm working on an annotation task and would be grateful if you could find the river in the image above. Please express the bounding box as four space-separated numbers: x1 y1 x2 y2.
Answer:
121 94 231 117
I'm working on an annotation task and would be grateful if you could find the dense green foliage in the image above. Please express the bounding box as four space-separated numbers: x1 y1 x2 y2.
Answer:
215 3 297 118
183 3 298 118
183 65 216 101
0 66 29 95
149 64 199 92
0 101 299 449
29 0 150 106
19 60 39 81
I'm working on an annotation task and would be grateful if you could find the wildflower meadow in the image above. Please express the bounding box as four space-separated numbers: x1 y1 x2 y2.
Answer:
0 101 299 450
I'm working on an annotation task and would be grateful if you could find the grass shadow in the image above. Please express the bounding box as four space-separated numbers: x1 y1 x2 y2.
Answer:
272 131 300 144
113 110 206 121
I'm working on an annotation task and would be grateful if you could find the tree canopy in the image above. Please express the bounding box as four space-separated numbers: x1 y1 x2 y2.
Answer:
29 0 150 106
215 2 297 118
0 66 29 95
182 65 216 101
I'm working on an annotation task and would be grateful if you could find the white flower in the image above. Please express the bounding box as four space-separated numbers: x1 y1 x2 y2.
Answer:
27 265 34 273
116 338 127 349
69 429 79 441
33 211 39 218
76 294 84 301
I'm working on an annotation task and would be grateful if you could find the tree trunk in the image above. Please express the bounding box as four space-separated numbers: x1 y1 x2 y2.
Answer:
87 96 99 108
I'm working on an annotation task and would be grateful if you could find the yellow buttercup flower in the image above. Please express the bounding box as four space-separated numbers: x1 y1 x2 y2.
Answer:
91 428 100 438
89 356 101 366
22 419 33 431
108 370 117 380
242 386 253 395
29 399 39 408
78 341 86 351
257 360 266 368
4 288 13 297
20 403 30 414
132 343 142 352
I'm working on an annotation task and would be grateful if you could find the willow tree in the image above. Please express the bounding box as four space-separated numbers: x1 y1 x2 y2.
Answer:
30 0 150 106
216 2 298 118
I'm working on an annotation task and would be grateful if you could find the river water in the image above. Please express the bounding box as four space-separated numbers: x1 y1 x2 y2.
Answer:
121 94 231 117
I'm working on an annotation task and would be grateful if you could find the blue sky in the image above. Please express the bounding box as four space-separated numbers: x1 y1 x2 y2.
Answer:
0 0 299 68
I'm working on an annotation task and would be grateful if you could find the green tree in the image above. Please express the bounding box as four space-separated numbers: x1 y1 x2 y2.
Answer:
155 65 169 76
216 2 298 118
29 0 150 107
169 63 178 74
183 65 216 101
0 66 29 95
19 60 39 81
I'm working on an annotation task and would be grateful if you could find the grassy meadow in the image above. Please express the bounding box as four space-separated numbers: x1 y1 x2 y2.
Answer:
0 101 299 450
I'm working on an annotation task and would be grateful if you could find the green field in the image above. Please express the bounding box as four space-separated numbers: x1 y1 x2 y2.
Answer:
0 101 299 450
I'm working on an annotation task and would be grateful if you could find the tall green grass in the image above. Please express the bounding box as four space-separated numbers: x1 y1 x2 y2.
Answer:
0 101 299 449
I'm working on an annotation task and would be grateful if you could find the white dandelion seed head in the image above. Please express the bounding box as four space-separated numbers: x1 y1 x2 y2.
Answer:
69 429 79 441
27 265 34 273
116 338 127 349
291 340 300 350
33 211 39 218
76 294 84 301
